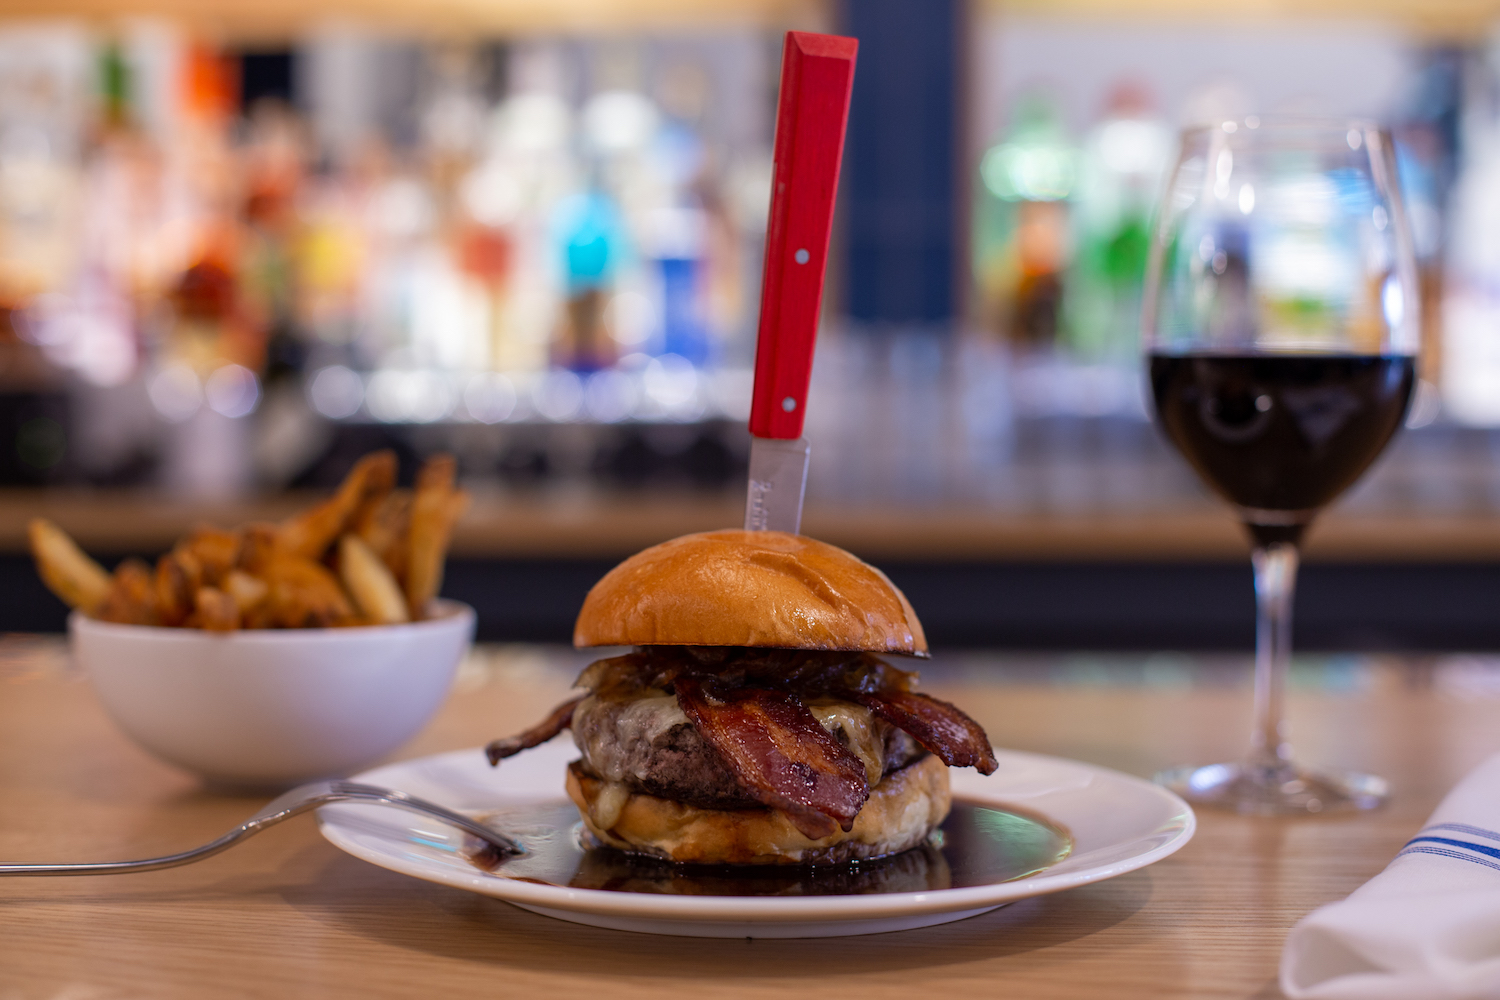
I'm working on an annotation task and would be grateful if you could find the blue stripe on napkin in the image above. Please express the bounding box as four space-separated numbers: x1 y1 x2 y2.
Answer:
1401 834 1500 870
1422 822 1500 844
1395 845 1500 873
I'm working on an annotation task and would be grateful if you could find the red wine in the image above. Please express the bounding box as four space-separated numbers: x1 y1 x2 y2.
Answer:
1149 353 1415 546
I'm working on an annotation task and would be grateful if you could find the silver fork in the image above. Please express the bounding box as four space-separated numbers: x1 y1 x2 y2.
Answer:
0 779 521 876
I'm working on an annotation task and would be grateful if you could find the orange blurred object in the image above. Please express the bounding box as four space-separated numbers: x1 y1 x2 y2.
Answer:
182 42 238 124
458 224 513 286
171 255 237 323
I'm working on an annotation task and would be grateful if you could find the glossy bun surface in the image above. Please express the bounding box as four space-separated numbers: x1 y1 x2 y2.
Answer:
572 530 928 656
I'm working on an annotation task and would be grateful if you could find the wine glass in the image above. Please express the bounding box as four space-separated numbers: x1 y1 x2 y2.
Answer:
1142 118 1420 814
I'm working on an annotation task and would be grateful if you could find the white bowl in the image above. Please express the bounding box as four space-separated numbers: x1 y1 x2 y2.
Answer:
70 600 475 787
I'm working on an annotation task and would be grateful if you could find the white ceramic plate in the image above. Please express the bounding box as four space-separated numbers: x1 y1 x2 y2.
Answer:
318 740 1194 938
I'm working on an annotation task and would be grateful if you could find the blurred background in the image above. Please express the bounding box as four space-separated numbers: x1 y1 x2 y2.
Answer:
0 0 1499 648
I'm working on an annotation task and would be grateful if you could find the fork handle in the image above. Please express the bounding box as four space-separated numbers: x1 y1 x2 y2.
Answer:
0 781 521 876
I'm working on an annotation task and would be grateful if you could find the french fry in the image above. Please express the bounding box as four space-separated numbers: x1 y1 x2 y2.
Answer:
352 485 411 581
30 450 462 632
346 449 397 537
338 535 409 625
28 519 111 615
241 597 277 631
191 587 240 632
353 488 412 581
223 569 268 616
403 455 467 620
276 450 397 561
236 523 280 575
155 549 203 627
261 555 356 629
179 526 240 586
96 558 160 626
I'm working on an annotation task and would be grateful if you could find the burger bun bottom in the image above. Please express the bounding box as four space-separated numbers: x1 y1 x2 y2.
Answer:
566 754 951 866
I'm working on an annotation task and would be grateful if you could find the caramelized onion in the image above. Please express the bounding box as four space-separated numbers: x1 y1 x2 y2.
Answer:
484 694 586 766
574 653 676 701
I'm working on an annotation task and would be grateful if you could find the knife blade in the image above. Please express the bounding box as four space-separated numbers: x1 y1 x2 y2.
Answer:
743 31 858 535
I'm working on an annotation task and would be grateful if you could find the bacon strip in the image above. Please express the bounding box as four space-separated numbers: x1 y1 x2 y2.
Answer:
856 690 998 775
485 694 586 766
675 676 869 840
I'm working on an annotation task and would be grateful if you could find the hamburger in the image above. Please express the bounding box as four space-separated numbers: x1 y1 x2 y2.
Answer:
485 530 997 866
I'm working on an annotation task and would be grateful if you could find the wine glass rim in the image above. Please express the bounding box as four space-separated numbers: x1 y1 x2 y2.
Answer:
1180 115 1385 139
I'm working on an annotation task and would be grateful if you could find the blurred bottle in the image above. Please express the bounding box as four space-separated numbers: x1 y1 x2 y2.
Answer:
162 44 262 373
552 183 626 372
0 28 85 318
647 120 710 365
1442 139 1500 424
100 40 130 131
87 36 159 315
974 94 1076 349
696 169 742 363
559 85 659 373
153 41 264 497
0 29 138 485
422 44 488 220
1396 51 1460 391
293 182 364 357
475 82 574 373
456 124 521 373
455 213 514 361
663 58 741 367
1062 83 1170 362
1434 45 1500 426
241 100 307 380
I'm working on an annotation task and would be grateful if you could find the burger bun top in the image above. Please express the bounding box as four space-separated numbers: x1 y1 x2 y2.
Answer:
573 530 928 656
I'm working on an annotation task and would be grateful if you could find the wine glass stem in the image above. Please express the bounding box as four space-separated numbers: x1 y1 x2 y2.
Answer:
1250 542 1299 772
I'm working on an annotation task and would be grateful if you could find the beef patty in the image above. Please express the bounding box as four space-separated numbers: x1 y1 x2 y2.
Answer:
570 692 925 810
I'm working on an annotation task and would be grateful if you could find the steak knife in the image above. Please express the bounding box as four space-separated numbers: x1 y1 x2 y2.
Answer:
743 31 858 535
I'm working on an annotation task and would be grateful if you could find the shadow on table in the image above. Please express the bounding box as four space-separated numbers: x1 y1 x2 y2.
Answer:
279 845 1155 975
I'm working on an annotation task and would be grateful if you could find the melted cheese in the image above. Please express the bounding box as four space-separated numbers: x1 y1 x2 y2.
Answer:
591 781 631 830
809 703 885 784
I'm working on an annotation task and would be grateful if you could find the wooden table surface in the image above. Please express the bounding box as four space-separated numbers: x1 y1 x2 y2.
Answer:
1 640 1496 999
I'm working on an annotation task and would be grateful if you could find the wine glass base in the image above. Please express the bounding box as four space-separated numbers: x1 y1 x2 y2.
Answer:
1155 761 1388 815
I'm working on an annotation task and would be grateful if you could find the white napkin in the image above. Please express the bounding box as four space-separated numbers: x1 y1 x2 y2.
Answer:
1281 753 1500 1000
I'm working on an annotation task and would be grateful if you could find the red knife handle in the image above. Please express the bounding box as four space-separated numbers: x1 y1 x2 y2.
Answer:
748 31 858 440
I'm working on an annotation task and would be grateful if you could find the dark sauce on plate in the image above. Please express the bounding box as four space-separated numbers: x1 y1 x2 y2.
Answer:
465 801 1072 897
